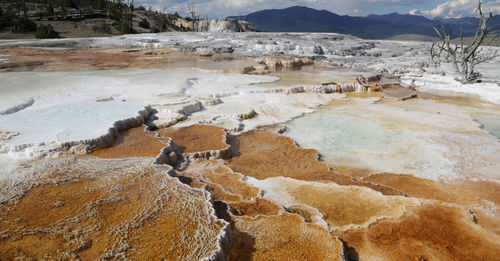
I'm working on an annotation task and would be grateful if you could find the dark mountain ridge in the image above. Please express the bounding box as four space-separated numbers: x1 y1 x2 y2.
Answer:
230 6 500 39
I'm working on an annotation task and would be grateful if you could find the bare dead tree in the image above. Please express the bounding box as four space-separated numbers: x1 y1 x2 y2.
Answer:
186 0 199 31
430 40 446 62
129 0 134 31
431 1 498 83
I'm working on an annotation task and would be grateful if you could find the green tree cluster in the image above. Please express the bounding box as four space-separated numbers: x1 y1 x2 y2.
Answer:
92 20 111 33
0 0 185 35
35 23 59 38
139 18 149 29
1 0 37 33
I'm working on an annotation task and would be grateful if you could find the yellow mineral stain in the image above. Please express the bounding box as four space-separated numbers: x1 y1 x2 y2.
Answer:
228 213 345 261
0 158 226 260
226 129 405 197
181 160 280 217
91 126 165 159
0 47 259 72
340 204 500 261
226 129 335 181
362 173 481 205
159 125 228 153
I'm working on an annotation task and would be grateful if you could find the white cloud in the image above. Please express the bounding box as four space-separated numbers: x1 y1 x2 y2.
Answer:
410 0 500 18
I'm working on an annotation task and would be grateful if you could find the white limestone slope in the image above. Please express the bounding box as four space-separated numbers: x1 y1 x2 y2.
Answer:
1 32 499 182
195 18 254 32
403 73 500 105
285 98 500 181
2 33 497 102
0 69 278 157
1 33 498 101
0 65 357 160
0 101 150 156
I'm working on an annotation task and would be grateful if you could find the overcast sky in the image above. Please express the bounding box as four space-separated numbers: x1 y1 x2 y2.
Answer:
134 0 500 19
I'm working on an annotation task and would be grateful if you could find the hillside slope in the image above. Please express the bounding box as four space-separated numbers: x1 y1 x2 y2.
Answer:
231 6 500 40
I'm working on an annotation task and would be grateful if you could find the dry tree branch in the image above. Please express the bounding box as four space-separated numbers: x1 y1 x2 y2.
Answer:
430 0 498 83
186 0 199 31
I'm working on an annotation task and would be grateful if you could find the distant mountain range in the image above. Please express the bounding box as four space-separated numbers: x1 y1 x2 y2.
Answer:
229 6 500 39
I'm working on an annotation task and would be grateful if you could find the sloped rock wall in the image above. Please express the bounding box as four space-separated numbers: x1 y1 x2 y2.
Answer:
195 19 254 32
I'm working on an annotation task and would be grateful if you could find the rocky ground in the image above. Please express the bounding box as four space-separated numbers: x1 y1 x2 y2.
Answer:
0 33 499 260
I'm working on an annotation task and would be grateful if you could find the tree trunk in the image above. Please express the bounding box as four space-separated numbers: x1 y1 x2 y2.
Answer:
130 0 134 31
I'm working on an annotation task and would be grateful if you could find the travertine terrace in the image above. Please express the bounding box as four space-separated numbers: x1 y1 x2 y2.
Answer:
0 158 229 260
1 32 499 260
